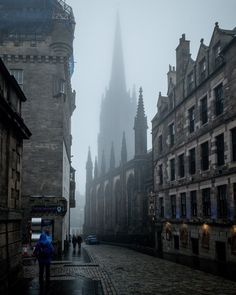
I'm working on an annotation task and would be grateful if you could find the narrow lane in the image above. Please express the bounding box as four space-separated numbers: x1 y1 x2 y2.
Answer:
83 244 236 295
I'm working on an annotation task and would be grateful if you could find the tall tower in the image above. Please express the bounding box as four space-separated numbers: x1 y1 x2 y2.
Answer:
97 15 136 171
0 0 76 252
134 87 148 156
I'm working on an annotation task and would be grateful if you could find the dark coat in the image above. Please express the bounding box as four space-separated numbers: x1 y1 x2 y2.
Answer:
34 233 54 264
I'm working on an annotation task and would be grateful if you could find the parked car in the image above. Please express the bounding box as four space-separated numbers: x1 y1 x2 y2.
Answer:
85 234 99 245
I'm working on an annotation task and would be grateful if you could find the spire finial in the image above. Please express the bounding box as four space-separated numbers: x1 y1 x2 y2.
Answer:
139 87 143 97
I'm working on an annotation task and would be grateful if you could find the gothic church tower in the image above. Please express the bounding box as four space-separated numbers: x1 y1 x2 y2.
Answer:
97 15 136 171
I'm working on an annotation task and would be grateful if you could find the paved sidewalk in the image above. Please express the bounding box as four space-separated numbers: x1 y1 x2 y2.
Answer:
83 244 236 295
21 244 236 295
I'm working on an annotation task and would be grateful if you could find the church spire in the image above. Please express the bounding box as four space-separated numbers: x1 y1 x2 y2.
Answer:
101 150 106 175
86 147 93 183
110 142 115 170
109 13 126 92
134 87 148 156
94 157 98 179
121 131 127 165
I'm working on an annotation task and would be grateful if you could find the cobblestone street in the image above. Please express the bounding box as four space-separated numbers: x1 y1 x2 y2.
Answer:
23 244 236 295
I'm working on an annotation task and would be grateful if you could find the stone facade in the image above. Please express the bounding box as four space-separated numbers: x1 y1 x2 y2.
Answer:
84 89 153 245
0 0 76 253
152 23 236 263
0 58 31 293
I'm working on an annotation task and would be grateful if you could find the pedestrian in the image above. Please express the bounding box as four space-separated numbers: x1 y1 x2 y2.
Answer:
33 233 54 287
77 235 82 251
72 234 77 250
44 229 52 244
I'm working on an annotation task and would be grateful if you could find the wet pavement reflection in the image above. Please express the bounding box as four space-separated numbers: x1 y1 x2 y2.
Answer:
9 244 103 295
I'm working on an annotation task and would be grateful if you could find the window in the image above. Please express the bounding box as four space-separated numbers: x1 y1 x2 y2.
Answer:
200 96 208 125
10 69 23 87
189 148 196 175
202 188 211 217
169 123 175 147
215 83 224 116
190 191 197 217
171 195 176 218
170 158 175 181
217 185 227 218
188 106 195 133
187 71 194 93
159 164 163 185
180 193 186 217
59 79 66 94
159 197 164 218
201 141 209 171
231 128 236 162
178 154 185 178
216 133 224 166
214 42 222 67
199 57 206 82
158 134 163 153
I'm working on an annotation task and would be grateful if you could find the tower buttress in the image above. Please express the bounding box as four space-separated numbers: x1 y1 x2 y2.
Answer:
94 157 98 179
101 150 106 175
134 87 148 156
121 132 127 165
110 142 115 170
86 147 93 184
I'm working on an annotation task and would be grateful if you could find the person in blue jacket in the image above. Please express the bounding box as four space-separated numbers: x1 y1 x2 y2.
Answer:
33 233 54 286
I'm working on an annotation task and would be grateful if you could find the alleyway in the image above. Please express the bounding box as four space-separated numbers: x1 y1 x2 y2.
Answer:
11 243 236 295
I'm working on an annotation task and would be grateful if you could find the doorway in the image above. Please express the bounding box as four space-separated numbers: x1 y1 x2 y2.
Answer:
191 238 199 255
215 241 226 262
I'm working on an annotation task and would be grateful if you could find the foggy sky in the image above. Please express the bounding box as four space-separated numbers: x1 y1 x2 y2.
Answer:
66 0 236 194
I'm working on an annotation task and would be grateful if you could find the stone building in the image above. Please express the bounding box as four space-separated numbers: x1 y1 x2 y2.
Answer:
0 0 76 253
97 16 136 170
152 23 236 263
0 58 31 293
84 88 153 244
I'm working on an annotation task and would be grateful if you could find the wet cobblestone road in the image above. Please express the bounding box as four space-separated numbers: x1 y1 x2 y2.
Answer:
23 244 236 295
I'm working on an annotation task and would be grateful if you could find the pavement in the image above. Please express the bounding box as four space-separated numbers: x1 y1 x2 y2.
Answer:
10 243 236 295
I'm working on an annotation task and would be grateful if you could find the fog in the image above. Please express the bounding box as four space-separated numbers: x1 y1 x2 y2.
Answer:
66 0 236 193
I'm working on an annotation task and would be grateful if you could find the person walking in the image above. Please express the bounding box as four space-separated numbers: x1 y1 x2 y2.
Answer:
33 233 54 287
77 235 82 252
72 234 77 250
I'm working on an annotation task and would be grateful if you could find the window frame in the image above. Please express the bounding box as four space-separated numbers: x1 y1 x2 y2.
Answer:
216 133 225 166
188 106 195 133
202 188 211 217
201 141 209 171
180 192 187 218
200 96 208 125
214 83 224 116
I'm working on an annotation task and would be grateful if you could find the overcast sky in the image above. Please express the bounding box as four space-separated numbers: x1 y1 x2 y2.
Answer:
66 0 236 194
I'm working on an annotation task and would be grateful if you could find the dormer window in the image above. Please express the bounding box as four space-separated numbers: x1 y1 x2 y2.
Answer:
10 69 23 89
187 71 194 93
214 42 222 68
199 57 206 82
